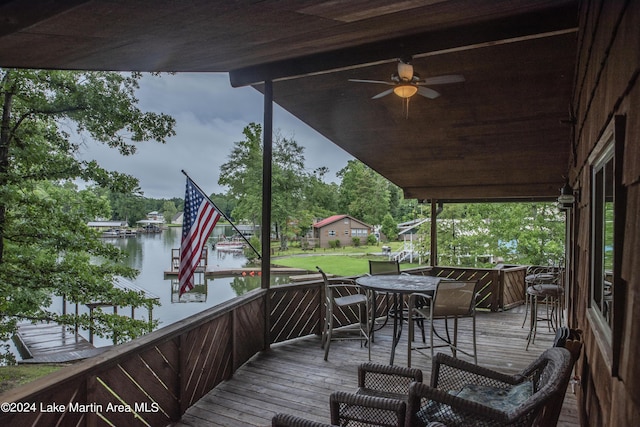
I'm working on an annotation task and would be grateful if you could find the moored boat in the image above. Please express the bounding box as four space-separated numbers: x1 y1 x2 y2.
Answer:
212 237 245 251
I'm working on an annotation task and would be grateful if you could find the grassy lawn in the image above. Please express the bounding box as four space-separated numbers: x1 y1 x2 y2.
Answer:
0 364 65 393
272 253 422 277
271 242 393 256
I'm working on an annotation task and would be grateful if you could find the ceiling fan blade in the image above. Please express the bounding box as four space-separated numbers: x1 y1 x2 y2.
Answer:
372 88 395 99
417 87 440 99
420 74 465 85
349 79 394 85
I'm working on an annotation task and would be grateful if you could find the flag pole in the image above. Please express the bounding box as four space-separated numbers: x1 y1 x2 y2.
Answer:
181 170 261 259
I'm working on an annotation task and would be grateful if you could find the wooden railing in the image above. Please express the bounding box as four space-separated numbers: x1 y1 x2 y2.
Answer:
0 290 267 426
429 265 527 311
0 265 527 425
498 265 528 309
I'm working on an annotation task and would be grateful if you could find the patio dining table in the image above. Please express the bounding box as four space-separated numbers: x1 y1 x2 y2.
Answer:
355 274 443 365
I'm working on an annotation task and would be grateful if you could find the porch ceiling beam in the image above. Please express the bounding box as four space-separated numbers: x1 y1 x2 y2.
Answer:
403 183 563 202
229 3 578 87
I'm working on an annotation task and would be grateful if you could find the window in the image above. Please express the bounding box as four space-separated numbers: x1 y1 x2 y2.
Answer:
589 115 625 350
351 228 368 236
328 230 336 237
591 144 614 330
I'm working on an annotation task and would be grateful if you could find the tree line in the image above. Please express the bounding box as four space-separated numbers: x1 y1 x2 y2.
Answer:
107 121 566 268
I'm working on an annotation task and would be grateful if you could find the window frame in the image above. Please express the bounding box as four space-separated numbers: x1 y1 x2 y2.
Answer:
589 143 614 334
587 115 626 376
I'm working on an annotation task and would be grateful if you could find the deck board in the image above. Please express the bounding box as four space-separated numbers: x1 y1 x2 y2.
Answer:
174 306 580 426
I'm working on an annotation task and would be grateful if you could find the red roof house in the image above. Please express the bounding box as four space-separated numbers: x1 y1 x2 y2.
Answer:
313 215 373 248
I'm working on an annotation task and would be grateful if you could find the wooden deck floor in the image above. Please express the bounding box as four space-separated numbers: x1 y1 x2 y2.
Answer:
174 306 580 426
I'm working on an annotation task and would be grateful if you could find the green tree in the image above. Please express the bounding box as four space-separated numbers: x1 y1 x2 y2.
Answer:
271 130 307 248
162 200 178 223
219 124 308 249
210 192 237 221
337 160 390 225
105 190 147 226
380 213 398 242
0 69 175 362
219 123 263 230
302 167 340 217
417 202 565 267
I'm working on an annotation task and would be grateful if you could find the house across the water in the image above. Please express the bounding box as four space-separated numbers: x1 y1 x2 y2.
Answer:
313 214 373 248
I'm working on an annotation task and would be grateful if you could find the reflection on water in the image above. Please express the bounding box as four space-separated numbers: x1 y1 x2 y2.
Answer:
92 227 287 346
169 274 293 303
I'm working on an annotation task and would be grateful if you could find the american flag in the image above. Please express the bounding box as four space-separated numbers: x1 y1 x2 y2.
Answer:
178 178 221 296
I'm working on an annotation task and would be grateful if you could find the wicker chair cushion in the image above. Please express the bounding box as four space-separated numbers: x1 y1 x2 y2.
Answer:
455 381 533 411
415 391 457 424
416 381 533 424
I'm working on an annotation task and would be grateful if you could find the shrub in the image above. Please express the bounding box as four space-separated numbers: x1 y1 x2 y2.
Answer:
352 237 361 247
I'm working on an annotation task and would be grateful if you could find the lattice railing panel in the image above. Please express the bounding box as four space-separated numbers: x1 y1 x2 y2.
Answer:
181 315 233 408
432 267 501 311
234 297 266 368
0 380 87 426
270 284 321 343
502 267 527 308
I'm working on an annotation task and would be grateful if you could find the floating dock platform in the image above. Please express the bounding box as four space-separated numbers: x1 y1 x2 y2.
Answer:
14 323 110 364
164 267 309 279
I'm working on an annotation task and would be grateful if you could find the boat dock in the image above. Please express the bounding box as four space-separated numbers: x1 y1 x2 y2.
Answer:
13 323 110 364
164 266 309 278
165 247 313 279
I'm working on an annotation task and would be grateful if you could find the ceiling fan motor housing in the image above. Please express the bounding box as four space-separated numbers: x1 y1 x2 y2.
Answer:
397 61 414 81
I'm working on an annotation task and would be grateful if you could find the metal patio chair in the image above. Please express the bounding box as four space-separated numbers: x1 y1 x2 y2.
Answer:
317 266 370 361
408 280 479 366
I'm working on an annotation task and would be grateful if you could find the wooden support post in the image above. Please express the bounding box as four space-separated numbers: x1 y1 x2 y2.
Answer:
430 200 438 266
261 80 273 290
262 80 273 351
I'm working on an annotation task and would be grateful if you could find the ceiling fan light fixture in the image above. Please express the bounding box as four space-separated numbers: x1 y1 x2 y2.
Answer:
397 62 414 81
393 83 418 98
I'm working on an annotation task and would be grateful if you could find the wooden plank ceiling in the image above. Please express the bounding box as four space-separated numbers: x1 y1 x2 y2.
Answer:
0 0 578 201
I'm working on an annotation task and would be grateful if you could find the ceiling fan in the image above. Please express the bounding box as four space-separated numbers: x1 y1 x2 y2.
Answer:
349 57 465 101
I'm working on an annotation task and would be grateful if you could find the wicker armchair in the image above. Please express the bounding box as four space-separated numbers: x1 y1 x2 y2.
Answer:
356 362 423 401
271 413 336 427
406 347 574 427
330 391 407 427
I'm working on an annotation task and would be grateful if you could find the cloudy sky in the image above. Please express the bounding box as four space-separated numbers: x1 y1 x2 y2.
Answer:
77 73 353 199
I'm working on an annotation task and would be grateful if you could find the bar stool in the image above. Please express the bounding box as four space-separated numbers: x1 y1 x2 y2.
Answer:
521 266 557 327
525 283 564 350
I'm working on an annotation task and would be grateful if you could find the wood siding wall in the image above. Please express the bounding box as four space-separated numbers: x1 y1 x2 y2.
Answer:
570 0 640 425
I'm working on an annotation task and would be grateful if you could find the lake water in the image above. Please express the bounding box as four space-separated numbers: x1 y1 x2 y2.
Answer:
4 227 296 360
91 226 296 346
